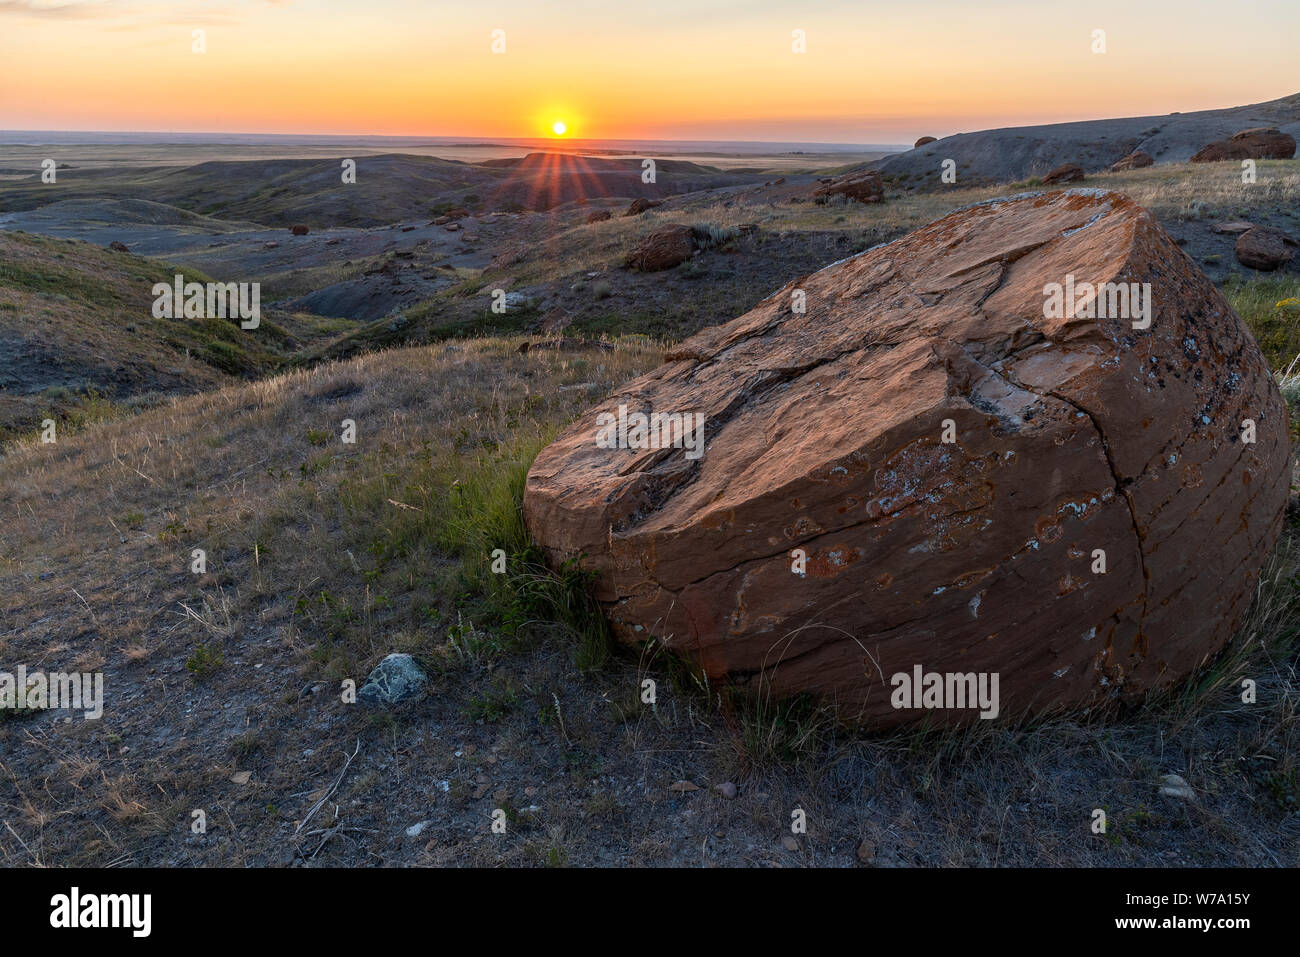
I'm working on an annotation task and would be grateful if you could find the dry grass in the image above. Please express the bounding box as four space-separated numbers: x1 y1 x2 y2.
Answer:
0 336 668 867
1107 160 1300 222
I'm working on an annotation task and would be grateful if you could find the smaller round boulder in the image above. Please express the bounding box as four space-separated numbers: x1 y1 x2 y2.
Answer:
1042 163 1084 185
626 224 695 271
1235 226 1298 271
1109 151 1153 172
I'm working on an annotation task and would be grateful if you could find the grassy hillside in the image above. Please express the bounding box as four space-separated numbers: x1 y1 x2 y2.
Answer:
0 153 762 228
876 91 1300 187
315 160 1300 360
0 231 348 441
0 155 487 227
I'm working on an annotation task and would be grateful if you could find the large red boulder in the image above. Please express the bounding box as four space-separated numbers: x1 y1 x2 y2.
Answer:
1191 127 1296 162
524 189 1290 726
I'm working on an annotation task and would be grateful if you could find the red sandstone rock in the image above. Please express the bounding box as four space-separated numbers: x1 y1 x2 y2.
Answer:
1109 151 1153 171
290 224 309 236
1191 141 1245 162
1235 226 1298 271
107 241 129 252
1042 163 1085 184
914 136 938 147
625 198 662 216
524 189 1289 726
626 224 694 271
1191 128 1296 162
813 170 884 204
586 210 612 224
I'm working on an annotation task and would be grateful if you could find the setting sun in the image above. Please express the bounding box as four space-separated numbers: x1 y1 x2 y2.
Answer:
552 120 567 136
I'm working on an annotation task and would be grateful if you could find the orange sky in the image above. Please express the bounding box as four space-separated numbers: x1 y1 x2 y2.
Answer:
2 0 1297 142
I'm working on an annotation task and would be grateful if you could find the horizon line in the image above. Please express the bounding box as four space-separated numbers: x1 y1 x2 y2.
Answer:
0 129 910 149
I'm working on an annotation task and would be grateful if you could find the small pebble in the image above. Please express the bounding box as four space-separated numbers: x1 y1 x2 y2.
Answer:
1159 773 1195 800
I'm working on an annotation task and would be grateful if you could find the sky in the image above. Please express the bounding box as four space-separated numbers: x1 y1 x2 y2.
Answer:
1 0 1297 143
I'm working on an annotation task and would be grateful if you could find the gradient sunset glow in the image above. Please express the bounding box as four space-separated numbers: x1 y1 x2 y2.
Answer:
2 0 1298 142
